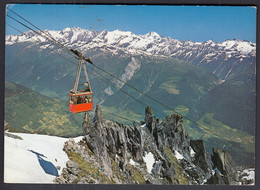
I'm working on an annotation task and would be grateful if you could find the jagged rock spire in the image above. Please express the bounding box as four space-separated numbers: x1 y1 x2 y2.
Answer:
145 106 154 123
82 112 93 135
56 105 242 185
190 140 213 178
93 104 105 123
211 148 239 185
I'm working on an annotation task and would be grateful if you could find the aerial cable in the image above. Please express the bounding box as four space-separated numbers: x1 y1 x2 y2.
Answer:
6 22 75 65
88 62 195 120
7 10 172 118
103 111 139 124
87 65 167 119
7 8 75 55
7 10 169 118
7 12 199 126
7 8 92 63
6 26 133 123
6 13 77 60
5 12 199 127
6 11 220 133
6 23 165 120
6 14 70 55
6 23 233 142
6 15 46 39
6 22 24 34
6 23 47 56
7 12 196 124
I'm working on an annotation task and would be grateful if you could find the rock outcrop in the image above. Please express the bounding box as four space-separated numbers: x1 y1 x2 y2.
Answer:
207 148 239 185
55 105 239 184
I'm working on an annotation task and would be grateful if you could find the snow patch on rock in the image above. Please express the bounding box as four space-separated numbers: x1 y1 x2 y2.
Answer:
129 159 139 166
242 168 255 181
190 147 196 157
143 152 155 173
174 150 184 160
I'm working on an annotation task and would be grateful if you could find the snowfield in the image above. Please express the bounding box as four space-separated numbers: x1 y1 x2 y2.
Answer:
4 132 83 183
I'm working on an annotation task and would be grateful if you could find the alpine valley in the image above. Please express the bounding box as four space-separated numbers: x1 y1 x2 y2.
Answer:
5 27 255 168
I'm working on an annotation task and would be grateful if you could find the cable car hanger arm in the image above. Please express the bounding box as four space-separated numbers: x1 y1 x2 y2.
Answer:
70 49 93 64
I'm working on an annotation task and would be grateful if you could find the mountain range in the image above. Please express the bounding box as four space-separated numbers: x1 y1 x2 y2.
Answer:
5 27 256 166
6 27 255 80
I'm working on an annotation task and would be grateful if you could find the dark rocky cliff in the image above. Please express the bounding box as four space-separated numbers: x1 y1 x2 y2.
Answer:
54 105 240 184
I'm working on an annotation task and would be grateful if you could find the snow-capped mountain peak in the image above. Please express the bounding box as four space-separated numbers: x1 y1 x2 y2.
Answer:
144 31 161 39
6 27 255 55
221 39 255 54
6 27 256 79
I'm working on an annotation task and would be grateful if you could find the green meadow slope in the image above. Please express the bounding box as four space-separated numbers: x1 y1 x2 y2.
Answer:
5 81 84 137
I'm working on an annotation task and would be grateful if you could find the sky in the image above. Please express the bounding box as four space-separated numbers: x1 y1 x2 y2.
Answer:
6 4 256 42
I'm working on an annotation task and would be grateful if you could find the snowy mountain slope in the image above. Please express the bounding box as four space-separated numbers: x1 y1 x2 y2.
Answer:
5 27 256 79
4 132 83 183
6 27 255 56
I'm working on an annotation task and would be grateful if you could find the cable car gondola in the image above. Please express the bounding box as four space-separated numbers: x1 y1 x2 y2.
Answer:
69 53 93 113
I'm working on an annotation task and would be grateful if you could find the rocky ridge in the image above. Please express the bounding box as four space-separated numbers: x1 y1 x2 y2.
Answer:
54 105 242 184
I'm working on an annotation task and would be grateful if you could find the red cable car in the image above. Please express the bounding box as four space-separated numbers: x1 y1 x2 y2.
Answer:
69 56 93 113
69 90 93 113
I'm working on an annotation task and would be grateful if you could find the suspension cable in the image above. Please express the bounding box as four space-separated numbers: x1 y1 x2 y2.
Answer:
7 8 93 63
87 66 167 119
6 22 166 121
6 13 77 60
6 11 226 138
